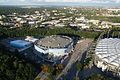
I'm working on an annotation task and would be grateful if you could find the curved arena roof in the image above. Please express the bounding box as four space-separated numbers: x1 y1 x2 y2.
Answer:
35 35 72 49
95 38 120 67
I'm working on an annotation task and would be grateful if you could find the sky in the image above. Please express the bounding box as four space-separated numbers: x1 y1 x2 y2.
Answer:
0 0 120 6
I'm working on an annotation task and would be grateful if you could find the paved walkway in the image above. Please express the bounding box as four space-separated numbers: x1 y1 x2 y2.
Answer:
34 71 49 80
56 39 93 80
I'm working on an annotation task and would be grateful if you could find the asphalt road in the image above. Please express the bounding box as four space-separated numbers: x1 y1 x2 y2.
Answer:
56 39 93 80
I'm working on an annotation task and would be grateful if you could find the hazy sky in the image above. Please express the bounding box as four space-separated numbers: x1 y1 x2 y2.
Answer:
0 0 120 5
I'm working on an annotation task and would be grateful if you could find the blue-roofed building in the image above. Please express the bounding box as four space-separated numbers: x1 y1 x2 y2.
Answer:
10 40 32 49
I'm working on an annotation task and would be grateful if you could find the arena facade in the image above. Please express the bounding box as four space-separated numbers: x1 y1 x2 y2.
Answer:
34 35 73 57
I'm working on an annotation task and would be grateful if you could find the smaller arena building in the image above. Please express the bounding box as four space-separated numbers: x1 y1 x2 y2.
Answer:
34 35 73 57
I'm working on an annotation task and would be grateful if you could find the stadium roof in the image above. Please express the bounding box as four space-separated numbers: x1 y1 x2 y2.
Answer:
10 40 31 49
36 35 72 49
95 38 120 66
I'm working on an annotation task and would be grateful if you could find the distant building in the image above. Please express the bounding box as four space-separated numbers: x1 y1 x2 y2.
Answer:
99 21 112 29
75 17 88 23
89 20 100 25
111 23 120 27
107 9 120 12
0 21 3 25
0 15 2 20
81 25 90 29
25 36 38 43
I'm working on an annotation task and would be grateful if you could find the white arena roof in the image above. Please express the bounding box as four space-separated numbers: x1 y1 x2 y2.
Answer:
95 38 120 67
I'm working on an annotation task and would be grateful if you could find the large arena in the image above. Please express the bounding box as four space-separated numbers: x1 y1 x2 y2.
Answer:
94 38 120 76
34 35 73 57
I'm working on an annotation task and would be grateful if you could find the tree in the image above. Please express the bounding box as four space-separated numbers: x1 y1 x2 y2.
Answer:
86 73 112 80
41 64 49 73
76 62 82 71
54 64 64 75
0 50 38 80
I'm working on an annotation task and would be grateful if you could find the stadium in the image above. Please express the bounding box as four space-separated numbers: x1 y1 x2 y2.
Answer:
34 35 73 57
94 38 120 76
